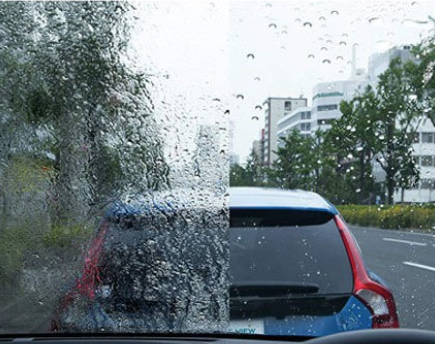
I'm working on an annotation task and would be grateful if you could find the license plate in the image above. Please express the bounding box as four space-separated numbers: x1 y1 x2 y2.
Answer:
228 319 265 335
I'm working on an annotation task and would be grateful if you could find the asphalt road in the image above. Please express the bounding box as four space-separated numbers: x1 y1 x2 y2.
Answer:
350 226 435 330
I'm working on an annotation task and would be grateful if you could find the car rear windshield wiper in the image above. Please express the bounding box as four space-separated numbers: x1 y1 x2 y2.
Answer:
230 281 319 298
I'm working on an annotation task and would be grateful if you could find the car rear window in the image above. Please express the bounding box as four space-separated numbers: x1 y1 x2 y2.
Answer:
229 208 353 295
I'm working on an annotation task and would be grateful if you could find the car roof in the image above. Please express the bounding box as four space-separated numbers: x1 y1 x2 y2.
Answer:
229 187 338 215
105 187 338 218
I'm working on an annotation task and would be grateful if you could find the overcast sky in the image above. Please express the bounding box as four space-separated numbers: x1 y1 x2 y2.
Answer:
134 1 435 164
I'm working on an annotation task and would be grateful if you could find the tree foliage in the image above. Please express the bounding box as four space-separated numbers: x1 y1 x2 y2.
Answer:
0 2 169 226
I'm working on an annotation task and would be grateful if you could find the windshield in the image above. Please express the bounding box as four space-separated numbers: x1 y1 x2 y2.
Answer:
1 0 435 338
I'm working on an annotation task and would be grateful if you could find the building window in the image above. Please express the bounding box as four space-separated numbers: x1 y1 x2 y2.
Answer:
421 156 434 167
317 104 338 111
420 179 435 189
301 111 311 120
284 101 292 111
300 123 311 131
317 119 335 125
422 132 434 143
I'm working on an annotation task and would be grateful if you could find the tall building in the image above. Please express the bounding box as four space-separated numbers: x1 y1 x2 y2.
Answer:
311 78 369 132
277 107 312 147
263 97 307 166
368 45 415 87
252 134 264 163
367 46 435 203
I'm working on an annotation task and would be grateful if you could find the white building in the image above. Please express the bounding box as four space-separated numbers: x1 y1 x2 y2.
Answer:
368 45 415 87
263 97 307 166
367 46 434 203
311 77 369 132
277 107 312 148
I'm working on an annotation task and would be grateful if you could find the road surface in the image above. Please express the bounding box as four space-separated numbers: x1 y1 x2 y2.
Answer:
350 226 435 330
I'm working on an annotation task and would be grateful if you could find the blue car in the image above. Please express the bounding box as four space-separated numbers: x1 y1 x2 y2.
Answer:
52 187 398 336
228 187 398 336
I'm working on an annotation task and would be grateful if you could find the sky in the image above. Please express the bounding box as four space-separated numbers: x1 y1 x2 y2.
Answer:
132 1 435 164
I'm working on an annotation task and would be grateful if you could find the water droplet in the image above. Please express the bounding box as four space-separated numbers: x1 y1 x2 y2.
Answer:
321 46 328 51
356 188 361 193
265 2 272 7
339 41 347 46
212 98 220 102
254 76 261 81
368 17 382 26
308 54 315 59
268 23 277 29
255 105 263 110
282 30 288 35
330 10 339 15
336 55 344 61
303 22 312 28
319 16 326 21
236 94 244 100
246 53 255 60
322 59 331 64
280 45 286 50
224 109 230 114
251 116 259 121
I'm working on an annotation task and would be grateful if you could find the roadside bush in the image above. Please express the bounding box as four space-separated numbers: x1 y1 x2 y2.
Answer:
337 204 435 231
0 219 94 288
43 222 93 248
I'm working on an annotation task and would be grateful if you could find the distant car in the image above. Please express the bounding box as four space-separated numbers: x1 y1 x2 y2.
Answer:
52 187 399 336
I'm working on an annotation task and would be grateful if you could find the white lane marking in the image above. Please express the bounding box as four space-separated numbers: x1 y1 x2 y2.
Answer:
351 226 435 238
382 237 427 246
403 261 435 272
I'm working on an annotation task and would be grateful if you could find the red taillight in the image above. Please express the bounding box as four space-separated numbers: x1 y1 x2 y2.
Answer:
76 221 109 299
334 215 399 328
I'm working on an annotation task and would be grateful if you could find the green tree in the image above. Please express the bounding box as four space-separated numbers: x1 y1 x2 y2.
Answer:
267 129 314 189
326 90 378 204
373 58 421 204
230 149 264 187
0 2 169 226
